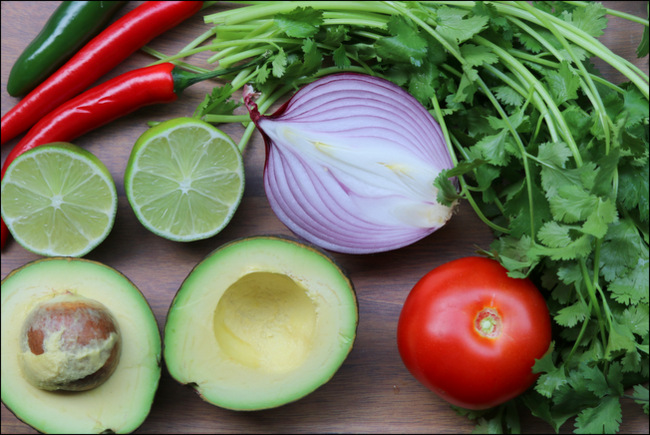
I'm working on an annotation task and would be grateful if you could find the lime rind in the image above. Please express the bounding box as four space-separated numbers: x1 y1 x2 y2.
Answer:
125 118 245 242
1 143 117 257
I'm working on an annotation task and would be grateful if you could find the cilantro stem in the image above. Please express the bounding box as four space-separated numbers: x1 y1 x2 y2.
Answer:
213 47 270 68
385 1 461 59
206 37 303 51
322 10 390 28
475 73 539 238
141 46 211 74
580 258 608 348
564 1 649 27
478 63 560 144
509 49 626 95
474 36 584 167
204 1 396 25
492 2 649 98
428 77 454 165
515 2 612 155
204 114 251 124
431 91 510 234
566 281 593 364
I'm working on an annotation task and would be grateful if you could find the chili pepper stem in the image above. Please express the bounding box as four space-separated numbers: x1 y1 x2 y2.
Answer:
171 53 270 94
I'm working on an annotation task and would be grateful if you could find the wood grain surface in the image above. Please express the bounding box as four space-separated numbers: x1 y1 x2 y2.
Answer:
2 2 648 434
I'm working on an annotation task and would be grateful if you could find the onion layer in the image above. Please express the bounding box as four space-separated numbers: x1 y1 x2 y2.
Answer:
245 73 456 254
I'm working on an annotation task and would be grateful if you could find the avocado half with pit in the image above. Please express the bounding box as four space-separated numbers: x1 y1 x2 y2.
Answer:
1 258 161 434
164 235 358 410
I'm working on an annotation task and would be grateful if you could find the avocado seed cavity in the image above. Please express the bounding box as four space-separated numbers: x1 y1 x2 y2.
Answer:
18 293 121 391
213 272 317 372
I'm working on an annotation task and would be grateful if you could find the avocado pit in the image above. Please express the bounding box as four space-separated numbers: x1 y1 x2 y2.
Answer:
19 293 121 391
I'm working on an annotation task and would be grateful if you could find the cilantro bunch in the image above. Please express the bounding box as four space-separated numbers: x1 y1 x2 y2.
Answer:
155 1 649 432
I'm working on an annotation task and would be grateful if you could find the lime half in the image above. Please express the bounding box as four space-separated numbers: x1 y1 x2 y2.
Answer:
1 142 117 257
124 118 244 242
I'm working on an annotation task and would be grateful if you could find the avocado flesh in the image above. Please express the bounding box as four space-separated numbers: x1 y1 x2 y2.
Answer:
1 258 161 434
164 236 358 410
213 271 318 371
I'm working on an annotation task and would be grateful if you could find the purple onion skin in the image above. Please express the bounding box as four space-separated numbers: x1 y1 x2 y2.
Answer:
245 73 457 254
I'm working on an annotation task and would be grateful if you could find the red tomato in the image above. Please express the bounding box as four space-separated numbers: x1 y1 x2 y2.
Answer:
397 256 552 410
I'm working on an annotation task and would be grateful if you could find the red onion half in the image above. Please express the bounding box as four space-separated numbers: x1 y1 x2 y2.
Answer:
244 73 457 254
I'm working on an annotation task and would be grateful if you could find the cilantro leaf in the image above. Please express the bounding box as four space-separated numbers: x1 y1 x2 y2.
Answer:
562 2 609 38
544 61 580 105
489 235 540 278
375 15 428 66
606 319 639 358
192 84 238 119
537 221 572 248
434 171 462 207
532 234 593 261
600 219 648 283
254 63 269 85
471 129 510 166
493 85 524 107
609 257 650 305
407 62 439 105
460 44 498 67
435 6 489 45
619 304 650 337
582 363 614 398
554 301 589 328
538 141 574 168
332 44 351 68
301 38 323 75
274 7 323 38
317 24 349 46
622 86 649 127
618 160 649 223
574 396 622 434
580 197 618 238
516 31 544 53
271 48 287 77
533 343 569 398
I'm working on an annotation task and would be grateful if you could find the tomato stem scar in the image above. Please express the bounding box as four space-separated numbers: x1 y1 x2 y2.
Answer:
475 308 502 338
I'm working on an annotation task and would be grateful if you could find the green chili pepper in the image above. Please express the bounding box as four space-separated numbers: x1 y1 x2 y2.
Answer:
6 1 127 97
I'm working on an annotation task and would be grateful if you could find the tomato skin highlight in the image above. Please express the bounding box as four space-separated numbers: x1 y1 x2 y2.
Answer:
397 256 552 410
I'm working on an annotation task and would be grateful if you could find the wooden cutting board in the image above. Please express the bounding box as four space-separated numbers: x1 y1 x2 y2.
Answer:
2 2 648 433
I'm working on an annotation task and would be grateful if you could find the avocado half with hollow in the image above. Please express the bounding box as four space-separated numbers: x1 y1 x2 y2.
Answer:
164 235 358 410
1 258 161 434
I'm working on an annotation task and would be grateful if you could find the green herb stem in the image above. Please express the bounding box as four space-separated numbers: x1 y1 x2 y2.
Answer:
564 1 649 27
580 258 608 348
566 281 593 363
204 114 251 124
141 46 211 74
515 2 612 155
496 1 649 97
509 49 626 95
204 1 396 25
475 35 584 167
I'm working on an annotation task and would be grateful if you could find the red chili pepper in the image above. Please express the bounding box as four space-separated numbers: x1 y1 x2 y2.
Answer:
0 58 264 250
1 1 203 146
